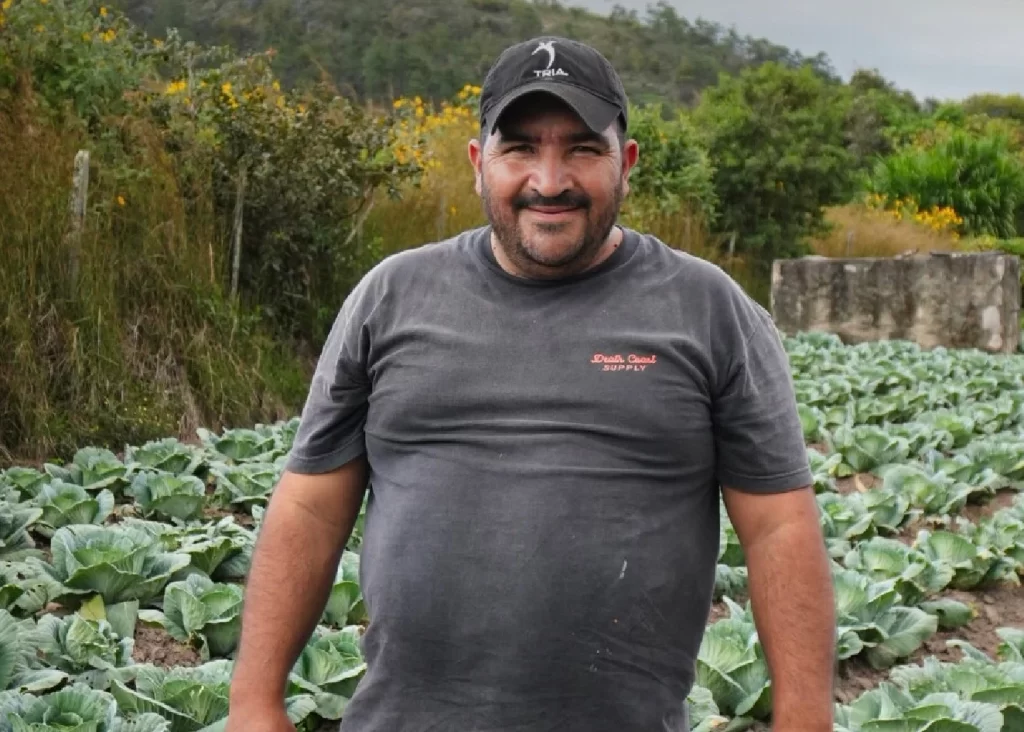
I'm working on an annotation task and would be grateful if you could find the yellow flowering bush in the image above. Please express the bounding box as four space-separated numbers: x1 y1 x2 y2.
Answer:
387 84 480 174
133 31 419 340
864 192 964 239
0 0 144 122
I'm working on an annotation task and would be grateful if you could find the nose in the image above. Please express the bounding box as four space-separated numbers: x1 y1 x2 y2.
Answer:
527 149 571 199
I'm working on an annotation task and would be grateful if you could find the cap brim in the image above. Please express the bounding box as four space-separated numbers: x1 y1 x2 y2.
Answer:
483 81 621 136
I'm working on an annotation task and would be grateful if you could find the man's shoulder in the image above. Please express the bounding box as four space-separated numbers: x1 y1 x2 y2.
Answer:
629 228 767 318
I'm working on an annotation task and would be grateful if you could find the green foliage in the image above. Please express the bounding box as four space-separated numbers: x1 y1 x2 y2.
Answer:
108 0 837 108
868 131 1024 238
623 103 717 224
141 32 416 341
693 62 854 268
0 0 419 461
842 69 923 172
0 0 153 125
962 93 1024 124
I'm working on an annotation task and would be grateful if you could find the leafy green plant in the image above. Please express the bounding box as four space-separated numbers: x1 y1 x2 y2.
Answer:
843 537 953 606
322 552 366 627
0 610 68 695
0 469 48 502
287 626 367 721
0 682 171 732
126 473 206 523
829 425 911 474
915 530 1019 590
0 500 43 562
42 448 133 497
33 614 134 690
111 660 317 731
0 561 64 618
139 576 243 661
124 440 205 478
694 599 772 721
47 525 191 606
34 481 116 536
207 462 278 513
832 568 938 668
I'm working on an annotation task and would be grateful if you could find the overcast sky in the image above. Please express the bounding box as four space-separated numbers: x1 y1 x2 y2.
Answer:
577 0 1024 102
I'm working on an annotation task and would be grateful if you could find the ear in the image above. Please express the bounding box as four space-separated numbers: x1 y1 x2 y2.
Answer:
620 139 639 197
468 138 484 196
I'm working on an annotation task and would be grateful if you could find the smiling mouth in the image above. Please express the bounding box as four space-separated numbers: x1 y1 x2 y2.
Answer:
526 206 580 215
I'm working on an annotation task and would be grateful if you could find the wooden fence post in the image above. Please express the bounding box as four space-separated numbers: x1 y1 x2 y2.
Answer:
67 149 89 298
230 167 246 303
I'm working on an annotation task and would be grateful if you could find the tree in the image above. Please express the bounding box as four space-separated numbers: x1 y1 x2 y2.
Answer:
693 62 853 270
843 68 922 170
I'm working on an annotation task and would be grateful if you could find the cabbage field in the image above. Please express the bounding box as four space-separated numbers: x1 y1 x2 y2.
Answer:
1 331 1023 732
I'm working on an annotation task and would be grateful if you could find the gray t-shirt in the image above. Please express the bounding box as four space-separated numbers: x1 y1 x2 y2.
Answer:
285 225 812 732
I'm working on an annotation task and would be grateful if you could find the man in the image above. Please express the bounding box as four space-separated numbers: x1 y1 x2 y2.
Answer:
226 36 836 732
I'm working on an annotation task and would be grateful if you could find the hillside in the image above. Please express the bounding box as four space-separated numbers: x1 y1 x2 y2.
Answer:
109 0 839 108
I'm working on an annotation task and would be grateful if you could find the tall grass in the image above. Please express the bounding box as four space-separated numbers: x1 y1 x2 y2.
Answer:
0 94 308 465
808 204 962 258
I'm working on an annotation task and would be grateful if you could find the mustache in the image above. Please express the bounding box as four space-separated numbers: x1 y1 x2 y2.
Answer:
514 192 590 210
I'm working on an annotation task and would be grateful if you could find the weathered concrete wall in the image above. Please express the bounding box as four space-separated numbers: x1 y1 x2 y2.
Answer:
770 252 1021 353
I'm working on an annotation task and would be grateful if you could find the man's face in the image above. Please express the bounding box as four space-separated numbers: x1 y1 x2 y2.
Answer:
468 94 638 279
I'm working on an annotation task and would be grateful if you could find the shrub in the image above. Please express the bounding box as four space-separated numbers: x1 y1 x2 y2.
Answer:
868 131 1024 239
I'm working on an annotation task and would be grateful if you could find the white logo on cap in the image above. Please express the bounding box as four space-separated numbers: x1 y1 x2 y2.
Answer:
531 40 568 78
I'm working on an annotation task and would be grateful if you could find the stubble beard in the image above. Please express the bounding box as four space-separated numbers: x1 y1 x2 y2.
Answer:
482 176 623 280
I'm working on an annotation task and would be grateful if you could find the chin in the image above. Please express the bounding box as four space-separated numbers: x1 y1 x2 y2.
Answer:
523 241 586 267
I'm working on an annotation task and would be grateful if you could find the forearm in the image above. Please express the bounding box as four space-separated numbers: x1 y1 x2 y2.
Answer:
745 520 836 730
230 495 351 704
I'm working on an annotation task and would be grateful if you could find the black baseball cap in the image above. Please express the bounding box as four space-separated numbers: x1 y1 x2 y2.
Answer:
479 36 629 138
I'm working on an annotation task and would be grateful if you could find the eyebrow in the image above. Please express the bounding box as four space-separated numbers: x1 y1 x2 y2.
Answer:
496 128 609 147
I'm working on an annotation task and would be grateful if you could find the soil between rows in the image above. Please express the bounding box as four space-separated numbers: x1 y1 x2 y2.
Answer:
132 625 203 667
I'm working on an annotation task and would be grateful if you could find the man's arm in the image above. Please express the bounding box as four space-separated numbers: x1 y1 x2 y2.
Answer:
721 484 836 732
229 457 368 709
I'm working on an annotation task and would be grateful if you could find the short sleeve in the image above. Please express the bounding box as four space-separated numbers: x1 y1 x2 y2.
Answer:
284 276 378 474
711 308 812 493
